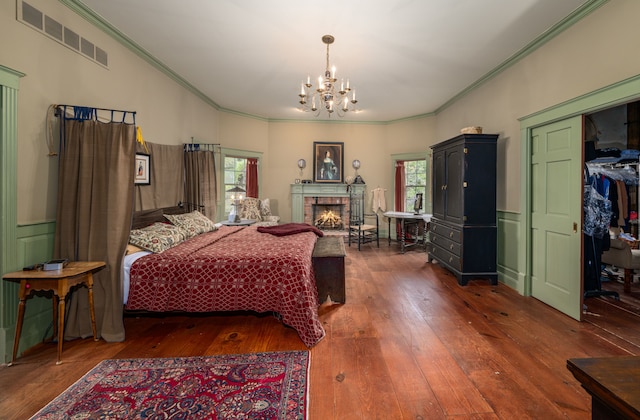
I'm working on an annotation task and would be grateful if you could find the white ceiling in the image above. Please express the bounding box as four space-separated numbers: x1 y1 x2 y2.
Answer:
76 0 589 122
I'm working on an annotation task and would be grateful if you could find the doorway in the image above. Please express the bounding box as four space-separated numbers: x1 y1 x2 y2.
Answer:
583 102 640 311
521 74 640 320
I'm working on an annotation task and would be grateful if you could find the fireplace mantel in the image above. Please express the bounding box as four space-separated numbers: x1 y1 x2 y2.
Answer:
291 183 365 223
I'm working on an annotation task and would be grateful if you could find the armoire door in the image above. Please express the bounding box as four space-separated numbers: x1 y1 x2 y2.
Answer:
530 116 583 320
432 149 446 220
444 145 463 224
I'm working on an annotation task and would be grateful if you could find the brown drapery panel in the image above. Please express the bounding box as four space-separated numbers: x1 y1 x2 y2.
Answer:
394 160 405 238
246 158 259 198
134 142 184 210
54 118 136 342
184 148 217 219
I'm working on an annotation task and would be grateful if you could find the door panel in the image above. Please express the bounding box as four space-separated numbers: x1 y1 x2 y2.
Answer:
530 116 582 320
432 150 445 219
445 147 463 223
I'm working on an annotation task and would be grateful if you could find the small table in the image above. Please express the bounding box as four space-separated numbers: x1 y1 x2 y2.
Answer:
220 219 256 226
567 356 640 419
383 211 432 253
3 261 106 365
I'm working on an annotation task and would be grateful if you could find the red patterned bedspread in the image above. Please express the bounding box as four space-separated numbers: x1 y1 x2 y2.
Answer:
126 226 325 347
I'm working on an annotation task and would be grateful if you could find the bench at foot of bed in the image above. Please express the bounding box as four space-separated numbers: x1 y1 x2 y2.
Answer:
312 236 346 304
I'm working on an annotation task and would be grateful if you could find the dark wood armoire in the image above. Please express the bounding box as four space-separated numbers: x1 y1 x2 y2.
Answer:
428 133 499 285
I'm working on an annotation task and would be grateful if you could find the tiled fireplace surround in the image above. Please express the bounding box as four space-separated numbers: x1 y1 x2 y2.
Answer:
290 183 366 228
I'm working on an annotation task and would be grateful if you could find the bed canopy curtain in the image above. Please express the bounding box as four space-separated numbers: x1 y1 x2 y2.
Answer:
134 142 184 210
53 105 136 342
246 157 259 198
184 143 218 219
394 160 405 238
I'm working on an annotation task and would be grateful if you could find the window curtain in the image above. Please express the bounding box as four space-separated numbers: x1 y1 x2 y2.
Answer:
395 160 405 238
184 147 217 219
246 158 259 198
134 142 184 210
54 118 136 342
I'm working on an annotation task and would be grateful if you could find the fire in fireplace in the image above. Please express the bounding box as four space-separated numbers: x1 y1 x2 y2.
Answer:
314 209 343 230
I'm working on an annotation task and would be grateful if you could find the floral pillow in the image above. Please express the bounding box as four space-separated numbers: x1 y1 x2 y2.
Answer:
239 197 262 221
164 210 217 238
128 222 188 253
259 198 272 218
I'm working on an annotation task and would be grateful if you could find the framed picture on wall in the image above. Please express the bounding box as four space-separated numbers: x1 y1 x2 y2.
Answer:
135 153 151 185
313 142 344 183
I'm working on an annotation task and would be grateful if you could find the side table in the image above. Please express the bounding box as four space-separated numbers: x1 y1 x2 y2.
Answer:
567 356 640 419
3 261 106 365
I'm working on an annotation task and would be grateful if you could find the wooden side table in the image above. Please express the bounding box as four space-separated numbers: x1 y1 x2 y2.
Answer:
3 261 106 365
567 356 640 419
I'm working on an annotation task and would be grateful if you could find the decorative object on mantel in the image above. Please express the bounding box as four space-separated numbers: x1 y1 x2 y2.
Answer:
226 185 245 223
296 158 306 183
352 159 361 176
298 35 358 117
313 141 344 183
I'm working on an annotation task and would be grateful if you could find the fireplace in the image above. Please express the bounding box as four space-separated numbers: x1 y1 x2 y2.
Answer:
290 183 365 228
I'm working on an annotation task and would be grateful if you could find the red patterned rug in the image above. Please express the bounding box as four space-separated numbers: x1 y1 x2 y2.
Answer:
30 351 309 419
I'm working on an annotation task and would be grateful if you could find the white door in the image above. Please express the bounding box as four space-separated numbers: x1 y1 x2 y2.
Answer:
530 116 583 320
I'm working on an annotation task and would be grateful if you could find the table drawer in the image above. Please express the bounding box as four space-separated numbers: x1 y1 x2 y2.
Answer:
429 232 461 256
430 221 461 243
428 243 461 271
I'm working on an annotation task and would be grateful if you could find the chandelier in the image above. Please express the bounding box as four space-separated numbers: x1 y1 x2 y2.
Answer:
298 35 357 117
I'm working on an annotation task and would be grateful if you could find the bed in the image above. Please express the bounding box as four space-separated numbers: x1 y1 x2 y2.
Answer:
123 207 326 347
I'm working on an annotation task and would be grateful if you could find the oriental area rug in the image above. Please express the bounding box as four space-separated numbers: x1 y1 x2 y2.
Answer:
30 351 310 419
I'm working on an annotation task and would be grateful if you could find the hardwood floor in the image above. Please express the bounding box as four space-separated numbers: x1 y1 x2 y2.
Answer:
1 244 639 419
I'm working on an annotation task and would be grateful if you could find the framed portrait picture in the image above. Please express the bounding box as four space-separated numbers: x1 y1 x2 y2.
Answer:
134 153 151 185
313 142 344 183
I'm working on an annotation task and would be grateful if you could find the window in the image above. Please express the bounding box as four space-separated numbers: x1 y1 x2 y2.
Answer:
404 159 427 211
224 157 247 214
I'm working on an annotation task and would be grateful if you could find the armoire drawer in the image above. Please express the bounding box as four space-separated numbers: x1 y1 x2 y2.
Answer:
429 232 461 257
428 243 461 271
429 221 461 243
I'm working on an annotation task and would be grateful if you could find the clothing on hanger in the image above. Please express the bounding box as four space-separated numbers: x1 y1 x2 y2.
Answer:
371 187 386 212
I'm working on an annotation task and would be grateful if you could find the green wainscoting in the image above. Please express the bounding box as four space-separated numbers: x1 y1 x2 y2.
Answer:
1 222 56 364
497 211 525 294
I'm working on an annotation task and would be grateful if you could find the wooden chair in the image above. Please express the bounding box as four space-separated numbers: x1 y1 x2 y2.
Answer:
348 190 379 250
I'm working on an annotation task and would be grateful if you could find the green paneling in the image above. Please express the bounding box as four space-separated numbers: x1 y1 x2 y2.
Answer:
497 211 524 294
2 223 56 363
0 66 22 364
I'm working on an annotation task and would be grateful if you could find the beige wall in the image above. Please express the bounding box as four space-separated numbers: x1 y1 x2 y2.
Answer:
435 0 640 212
1 0 221 224
261 118 436 222
3 0 640 224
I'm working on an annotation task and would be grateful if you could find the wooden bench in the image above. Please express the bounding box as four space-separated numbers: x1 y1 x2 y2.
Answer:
313 236 346 303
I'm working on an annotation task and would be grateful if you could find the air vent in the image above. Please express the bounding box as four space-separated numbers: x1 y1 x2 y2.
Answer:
21 1 42 29
18 1 108 69
44 15 62 41
64 27 79 50
80 38 94 59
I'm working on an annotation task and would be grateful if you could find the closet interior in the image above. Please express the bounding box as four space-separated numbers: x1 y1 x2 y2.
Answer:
584 101 640 307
